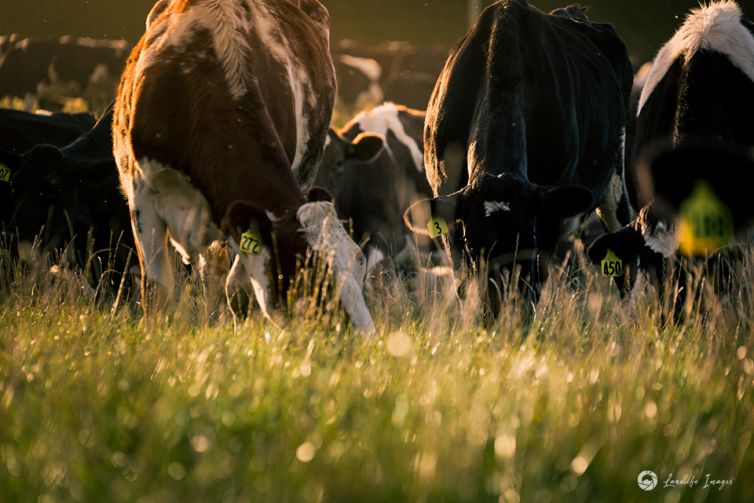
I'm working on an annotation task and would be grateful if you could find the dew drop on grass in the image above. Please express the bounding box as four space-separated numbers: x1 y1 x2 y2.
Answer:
296 442 316 463
494 433 516 459
167 462 186 481
387 332 412 357
191 434 211 453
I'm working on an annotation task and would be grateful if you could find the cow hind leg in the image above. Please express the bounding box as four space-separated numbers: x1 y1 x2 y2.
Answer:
139 160 226 323
129 187 175 319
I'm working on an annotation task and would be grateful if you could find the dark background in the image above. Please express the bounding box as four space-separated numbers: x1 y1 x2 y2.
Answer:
1 0 753 60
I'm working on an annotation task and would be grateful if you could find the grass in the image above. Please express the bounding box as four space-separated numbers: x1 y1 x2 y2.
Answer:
0 242 753 503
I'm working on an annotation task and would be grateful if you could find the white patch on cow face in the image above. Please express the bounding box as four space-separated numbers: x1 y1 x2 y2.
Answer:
642 220 679 258
345 102 424 173
230 246 277 322
639 1 754 114
596 172 625 232
483 200 511 217
366 247 386 275
297 201 375 333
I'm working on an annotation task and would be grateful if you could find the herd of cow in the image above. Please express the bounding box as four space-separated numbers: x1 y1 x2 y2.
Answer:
1 0 753 333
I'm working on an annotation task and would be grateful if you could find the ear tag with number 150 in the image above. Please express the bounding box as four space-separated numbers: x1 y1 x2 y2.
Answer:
601 249 623 278
427 216 449 238
240 227 263 255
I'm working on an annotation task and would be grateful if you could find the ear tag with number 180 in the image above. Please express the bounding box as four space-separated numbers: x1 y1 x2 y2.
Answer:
240 226 263 255
427 216 449 238
601 249 623 278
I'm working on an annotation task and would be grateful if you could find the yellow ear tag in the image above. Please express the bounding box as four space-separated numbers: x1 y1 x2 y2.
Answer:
601 249 623 278
0 163 10 183
427 216 449 238
239 226 263 255
678 181 733 256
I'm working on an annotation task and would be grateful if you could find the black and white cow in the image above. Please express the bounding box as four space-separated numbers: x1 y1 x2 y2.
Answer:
316 102 432 271
0 36 129 114
333 40 449 111
588 1 754 287
333 54 384 113
406 0 633 305
114 0 374 331
5 107 134 292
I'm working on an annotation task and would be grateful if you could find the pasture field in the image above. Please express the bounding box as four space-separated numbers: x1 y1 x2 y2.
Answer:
1 243 753 503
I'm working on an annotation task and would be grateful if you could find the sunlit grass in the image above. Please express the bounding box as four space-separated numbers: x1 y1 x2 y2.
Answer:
1 242 753 502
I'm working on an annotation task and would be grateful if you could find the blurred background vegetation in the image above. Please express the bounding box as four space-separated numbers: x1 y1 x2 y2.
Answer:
1 0 753 61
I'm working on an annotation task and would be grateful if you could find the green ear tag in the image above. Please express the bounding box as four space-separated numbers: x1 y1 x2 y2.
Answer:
601 249 623 278
0 163 10 183
427 216 449 238
240 226 263 255
678 180 733 256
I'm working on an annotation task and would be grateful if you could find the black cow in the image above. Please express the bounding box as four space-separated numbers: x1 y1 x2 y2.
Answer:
406 0 633 309
6 106 134 293
0 108 95 231
316 102 432 272
0 36 129 114
0 107 95 154
588 1 754 289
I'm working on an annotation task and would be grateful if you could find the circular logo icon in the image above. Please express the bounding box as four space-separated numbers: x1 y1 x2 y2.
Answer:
638 470 659 491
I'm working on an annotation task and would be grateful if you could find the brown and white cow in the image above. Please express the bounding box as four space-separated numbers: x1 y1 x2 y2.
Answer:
113 0 374 332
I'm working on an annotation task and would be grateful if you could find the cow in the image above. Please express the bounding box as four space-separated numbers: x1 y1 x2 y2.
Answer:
316 102 432 272
333 40 449 111
1 108 95 231
0 107 95 154
4 106 135 294
0 36 130 115
587 1 754 291
113 0 374 332
333 54 384 114
404 0 633 312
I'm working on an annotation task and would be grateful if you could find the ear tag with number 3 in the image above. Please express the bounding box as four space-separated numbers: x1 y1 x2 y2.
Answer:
240 226 263 255
427 216 449 239
0 163 10 183
601 249 623 278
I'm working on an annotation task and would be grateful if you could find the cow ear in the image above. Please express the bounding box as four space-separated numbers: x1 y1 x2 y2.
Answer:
587 227 645 265
221 201 275 246
346 133 384 162
539 185 593 219
307 186 333 203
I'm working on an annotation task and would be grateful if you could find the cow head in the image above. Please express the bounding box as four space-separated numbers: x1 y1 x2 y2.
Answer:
587 204 677 294
408 173 593 281
318 130 408 271
223 187 374 332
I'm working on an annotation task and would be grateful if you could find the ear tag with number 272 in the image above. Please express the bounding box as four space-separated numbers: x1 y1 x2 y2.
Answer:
601 249 623 278
240 227 263 255
0 163 10 183
427 216 449 239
